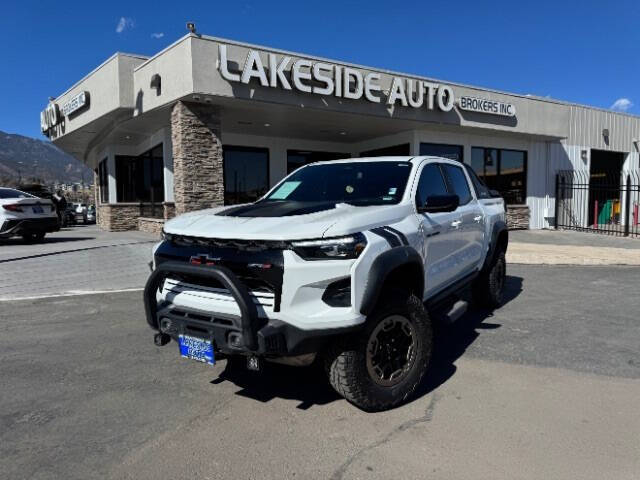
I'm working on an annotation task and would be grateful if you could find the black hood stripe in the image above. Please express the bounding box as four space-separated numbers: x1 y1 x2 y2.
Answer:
216 201 338 218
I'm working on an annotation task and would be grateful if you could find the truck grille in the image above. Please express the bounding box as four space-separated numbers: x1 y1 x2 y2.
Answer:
154 237 285 312
168 234 287 252
163 277 277 311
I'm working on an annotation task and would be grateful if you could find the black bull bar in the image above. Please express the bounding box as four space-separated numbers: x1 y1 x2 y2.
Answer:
143 261 260 351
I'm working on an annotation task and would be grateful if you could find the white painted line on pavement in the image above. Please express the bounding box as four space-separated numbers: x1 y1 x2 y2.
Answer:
0 287 145 302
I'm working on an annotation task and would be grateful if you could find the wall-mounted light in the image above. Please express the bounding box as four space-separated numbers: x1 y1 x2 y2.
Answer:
150 74 161 96
602 128 610 138
581 149 588 162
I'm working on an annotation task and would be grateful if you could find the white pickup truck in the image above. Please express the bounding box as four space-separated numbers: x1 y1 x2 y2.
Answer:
144 156 508 411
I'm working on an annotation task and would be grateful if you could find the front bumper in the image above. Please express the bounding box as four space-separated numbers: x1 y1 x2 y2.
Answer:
0 217 59 237
144 261 360 356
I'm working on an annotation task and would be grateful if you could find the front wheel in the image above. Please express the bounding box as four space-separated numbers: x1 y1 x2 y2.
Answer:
325 290 432 411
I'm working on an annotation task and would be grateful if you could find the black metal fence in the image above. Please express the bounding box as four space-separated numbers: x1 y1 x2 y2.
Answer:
555 169 640 237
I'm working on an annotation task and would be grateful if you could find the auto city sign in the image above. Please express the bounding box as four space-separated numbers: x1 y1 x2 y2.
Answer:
217 44 456 112
41 91 90 138
40 103 61 138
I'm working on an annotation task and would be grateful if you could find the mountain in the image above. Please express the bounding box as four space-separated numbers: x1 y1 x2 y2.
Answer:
0 130 93 186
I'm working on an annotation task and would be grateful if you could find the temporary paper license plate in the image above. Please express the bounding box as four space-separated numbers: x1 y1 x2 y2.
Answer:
178 335 215 365
32 205 44 214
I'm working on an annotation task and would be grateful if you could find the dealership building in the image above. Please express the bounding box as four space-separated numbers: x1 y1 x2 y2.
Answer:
42 32 640 232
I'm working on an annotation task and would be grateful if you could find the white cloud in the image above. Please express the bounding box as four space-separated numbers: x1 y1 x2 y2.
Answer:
610 98 633 112
116 17 134 34
151 32 164 39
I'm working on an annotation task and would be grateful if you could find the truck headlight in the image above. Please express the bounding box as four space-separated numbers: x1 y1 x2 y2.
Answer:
290 233 367 260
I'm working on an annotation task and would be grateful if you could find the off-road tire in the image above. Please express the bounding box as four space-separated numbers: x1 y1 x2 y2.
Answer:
324 289 433 411
473 251 506 308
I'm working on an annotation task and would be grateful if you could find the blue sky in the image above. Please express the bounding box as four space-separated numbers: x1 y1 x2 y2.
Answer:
2 0 639 139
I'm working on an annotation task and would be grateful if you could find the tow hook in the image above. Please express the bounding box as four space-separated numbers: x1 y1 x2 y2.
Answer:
247 355 261 371
154 333 171 346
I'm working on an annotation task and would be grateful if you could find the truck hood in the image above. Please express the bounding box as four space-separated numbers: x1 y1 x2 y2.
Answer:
163 203 412 240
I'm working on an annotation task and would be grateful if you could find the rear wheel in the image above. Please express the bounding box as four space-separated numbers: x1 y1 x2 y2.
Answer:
22 232 46 243
473 251 506 308
325 289 432 411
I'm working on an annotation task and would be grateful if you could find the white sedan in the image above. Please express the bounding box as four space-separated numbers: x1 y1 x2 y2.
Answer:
0 187 59 243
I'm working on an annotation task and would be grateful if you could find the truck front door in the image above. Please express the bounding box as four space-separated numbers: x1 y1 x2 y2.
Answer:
414 162 461 298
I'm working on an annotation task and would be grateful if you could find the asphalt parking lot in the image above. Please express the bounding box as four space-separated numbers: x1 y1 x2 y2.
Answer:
1 229 639 480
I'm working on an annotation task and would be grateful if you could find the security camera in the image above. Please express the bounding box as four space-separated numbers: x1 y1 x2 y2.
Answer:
186 22 196 33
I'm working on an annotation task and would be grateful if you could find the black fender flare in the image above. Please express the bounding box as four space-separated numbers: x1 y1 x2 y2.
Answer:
482 220 508 272
360 245 424 316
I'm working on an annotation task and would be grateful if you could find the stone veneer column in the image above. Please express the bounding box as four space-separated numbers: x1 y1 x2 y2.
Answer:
171 101 224 215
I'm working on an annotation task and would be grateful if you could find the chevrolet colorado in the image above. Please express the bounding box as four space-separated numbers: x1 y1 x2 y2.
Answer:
144 156 508 411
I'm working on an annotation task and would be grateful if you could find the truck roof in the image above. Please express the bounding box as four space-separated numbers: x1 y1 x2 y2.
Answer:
308 156 457 167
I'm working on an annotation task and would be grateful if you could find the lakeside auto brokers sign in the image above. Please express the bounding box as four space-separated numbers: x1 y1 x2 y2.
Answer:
217 44 516 118
458 95 516 117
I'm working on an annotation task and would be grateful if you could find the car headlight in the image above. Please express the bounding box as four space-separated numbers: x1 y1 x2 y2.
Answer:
290 233 367 260
161 229 174 242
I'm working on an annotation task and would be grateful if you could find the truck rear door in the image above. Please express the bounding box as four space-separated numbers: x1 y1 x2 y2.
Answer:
440 163 485 276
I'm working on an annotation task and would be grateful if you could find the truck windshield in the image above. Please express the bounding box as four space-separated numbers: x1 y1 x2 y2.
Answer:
263 161 413 206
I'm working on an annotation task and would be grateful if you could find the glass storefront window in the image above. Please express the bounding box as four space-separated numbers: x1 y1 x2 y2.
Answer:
97 158 109 203
115 144 164 203
420 143 463 162
500 150 527 204
360 143 411 157
287 150 348 174
223 146 270 205
471 147 526 204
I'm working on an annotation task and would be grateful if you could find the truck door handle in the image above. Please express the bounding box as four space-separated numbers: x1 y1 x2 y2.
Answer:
473 215 483 223
450 220 462 228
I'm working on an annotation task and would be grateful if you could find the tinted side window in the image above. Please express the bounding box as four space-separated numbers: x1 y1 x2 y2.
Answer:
0 188 33 199
442 164 472 205
464 164 491 199
415 164 449 207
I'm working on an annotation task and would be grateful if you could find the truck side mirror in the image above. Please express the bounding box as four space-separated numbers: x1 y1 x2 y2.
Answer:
418 194 459 213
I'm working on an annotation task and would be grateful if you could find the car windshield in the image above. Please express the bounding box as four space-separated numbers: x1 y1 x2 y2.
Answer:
0 188 34 199
263 161 413 206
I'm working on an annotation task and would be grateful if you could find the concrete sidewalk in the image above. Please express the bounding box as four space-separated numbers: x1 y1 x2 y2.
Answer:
508 229 640 265
0 225 158 301
0 224 157 262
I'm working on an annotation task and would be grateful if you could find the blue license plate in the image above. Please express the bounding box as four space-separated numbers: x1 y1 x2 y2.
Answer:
178 335 215 365
32 206 44 214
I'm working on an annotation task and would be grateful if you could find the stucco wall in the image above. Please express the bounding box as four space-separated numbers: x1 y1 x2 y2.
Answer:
50 53 147 140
